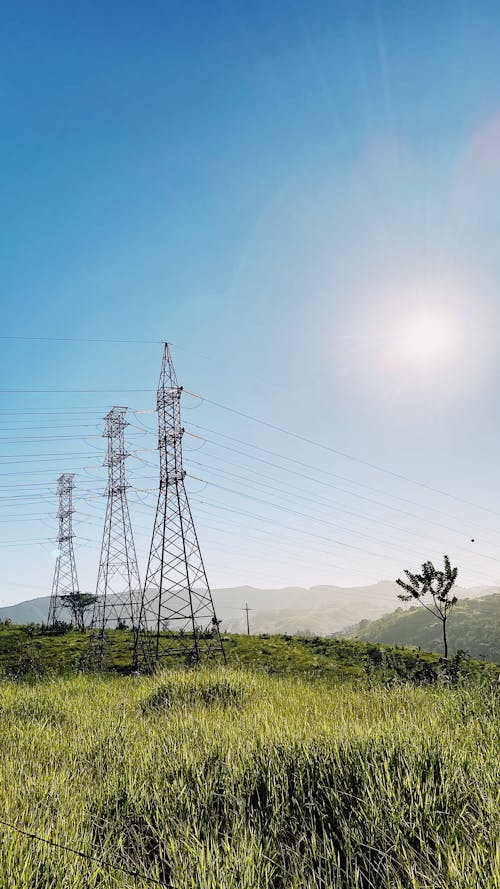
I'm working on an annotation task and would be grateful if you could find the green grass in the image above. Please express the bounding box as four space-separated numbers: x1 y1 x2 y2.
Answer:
0 668 499 888
1 624 499 682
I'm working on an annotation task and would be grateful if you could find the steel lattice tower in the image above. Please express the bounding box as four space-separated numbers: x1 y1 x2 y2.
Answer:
134 344 225 669
86 406 142 669
47 473 79 627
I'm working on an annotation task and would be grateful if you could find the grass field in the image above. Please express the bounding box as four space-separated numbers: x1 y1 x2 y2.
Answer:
1 623 499 681
0 667 498 888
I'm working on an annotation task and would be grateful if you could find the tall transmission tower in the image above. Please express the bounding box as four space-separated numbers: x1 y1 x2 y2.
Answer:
134 343 225 670
47 473 79 627
86 406 142 669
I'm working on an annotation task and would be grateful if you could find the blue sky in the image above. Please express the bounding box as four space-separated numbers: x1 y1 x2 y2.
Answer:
1 1 500 607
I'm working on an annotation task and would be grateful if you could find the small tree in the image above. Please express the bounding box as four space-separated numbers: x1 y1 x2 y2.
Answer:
60 592 97 632
396 555 458 659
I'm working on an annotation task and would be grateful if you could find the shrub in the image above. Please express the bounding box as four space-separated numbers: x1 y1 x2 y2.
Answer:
141 669 249 712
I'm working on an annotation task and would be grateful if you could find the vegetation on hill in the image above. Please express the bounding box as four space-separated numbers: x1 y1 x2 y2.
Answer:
0 623 498 681
350 593 500 662
0 668 498 888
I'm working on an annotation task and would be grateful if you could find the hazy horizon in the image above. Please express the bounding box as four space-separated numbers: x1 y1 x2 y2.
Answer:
2 577 496 614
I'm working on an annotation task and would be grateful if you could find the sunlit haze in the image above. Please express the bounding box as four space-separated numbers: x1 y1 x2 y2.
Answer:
399 309 461 365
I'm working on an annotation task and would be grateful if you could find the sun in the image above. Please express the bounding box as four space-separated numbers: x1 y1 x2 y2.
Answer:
333 259 493 398
399 309 460 365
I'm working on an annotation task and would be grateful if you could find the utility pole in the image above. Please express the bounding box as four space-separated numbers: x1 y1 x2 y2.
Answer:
86 407 142 669
134 343 225 670
47 473 79 627
244 602 251 635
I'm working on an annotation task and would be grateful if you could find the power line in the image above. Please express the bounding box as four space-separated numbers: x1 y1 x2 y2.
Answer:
0 408 116 416
189 474 500 565
185 393 500 518
0 336 295 397
0 816 169 886
187 454 500 552
132 499 363 577
1 378 496 520
0 358 496 592
190 484 403 562
185 423 499 532
0 388 154 394
127 473 500 583
0 336 162 344
188 494 500 586
0 452 98 461
0 331 495 516
0 463 495 584
182 500 500 586
0 409 494 549
131 447 500 571
0 437 103 445
0 423 102 431
0 538 52 545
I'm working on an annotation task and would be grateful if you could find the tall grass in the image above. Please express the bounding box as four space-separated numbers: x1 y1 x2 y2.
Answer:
0 669 498 888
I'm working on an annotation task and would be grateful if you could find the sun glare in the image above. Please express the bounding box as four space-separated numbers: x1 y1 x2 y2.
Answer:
399 309 460 366
327 249 493 399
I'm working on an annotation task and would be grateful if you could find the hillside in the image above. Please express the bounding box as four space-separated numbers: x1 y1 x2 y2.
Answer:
218 583 495 634
0 624 498 682
0 583 405 630
350 593 500 662
1 582 495 634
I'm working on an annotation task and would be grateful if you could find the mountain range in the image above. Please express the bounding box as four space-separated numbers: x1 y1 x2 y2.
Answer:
0 582 495 636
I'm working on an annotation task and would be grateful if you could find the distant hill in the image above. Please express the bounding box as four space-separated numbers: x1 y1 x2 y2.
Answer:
0 582 423 631
0 595 56 625
218 582 406 634
216 583 495 635
349 593 500 662
0 583 495 636
1 583 403 629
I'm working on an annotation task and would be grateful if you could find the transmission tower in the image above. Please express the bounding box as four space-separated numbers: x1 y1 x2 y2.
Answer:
134 343 225 670
86 406 142 669
47 473 79 627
